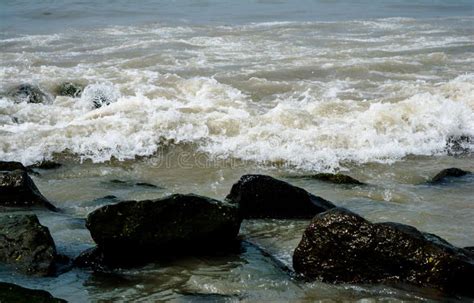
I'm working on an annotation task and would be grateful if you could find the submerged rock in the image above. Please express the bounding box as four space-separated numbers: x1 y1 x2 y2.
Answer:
54 82 84 98
27 160 62 170
293 208 474 296
7 84 51 104
0 214 57 276
226 174 335 219
429 168 471 184
82 194 242 268
297 173 365 185
0 282 66 303
107 179 160 189
81 84 120 109
0 161 57 211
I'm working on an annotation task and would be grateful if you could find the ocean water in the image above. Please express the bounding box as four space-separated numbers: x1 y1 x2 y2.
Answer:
0 1 473 302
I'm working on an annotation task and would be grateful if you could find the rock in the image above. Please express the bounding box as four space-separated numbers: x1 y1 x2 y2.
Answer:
0 161 58 211
73 246 109 271
293 208 474 296
429 168 471 184
135 182 159 188
446 135 472 155
0 214 57 276
225 174 335 219
106 179 161 189
298 173 364 185
83 194 242 267
0 282 66 303
464 247 474 253
7 84 51 104
27 160 62 170
54 82 84 98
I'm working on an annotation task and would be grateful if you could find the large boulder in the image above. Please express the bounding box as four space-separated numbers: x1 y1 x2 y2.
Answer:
81 194 242 267
7 84 51 104
0 161 57 211
0 282 66 303
429 168 471 184
225 174 335 219
293 208 474 296
0 214 58 276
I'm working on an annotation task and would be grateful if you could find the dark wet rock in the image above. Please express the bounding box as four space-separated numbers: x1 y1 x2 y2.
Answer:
28 160 62 170
54 82 84 98
107 179 161 189
0 282 66 303
429 168 471 184
464 247 474 253
296 173 365 185
446 135 472 155
135 182 158 188
82 194 242 268
225 174 335 219
7 84 51 104
109 179 126 184
293 208 474 296
0 161 57 211
74 246 109 271
94 195 119 202
0 214 57 276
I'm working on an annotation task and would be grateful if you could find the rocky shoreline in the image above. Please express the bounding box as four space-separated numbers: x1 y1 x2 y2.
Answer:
1 159 473 301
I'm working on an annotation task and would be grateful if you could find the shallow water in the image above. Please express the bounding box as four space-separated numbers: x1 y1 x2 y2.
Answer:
0 0 473 302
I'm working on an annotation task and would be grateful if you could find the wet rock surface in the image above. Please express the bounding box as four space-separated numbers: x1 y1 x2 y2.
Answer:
293 208 474 296
28 161 62 170
82 194 242 268
226 174 336 219
446 135 472 155
429 168 471 184
0 282 66 303
295 173 365 185
7 84 51 104
54 82 84 98
0 161 58 211
0 214 58 276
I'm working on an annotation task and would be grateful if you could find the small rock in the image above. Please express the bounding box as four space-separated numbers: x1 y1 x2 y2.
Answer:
7 84 51 104
55 82 84 98
28 160 62 170
293 208 474 296
0 214 58 276
82 194 242 268
298 173 364 185
0 161 58 211
226 174 335 219
135 182 158 188
446 135 472 155
0 282 66 303
429 168 471 184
